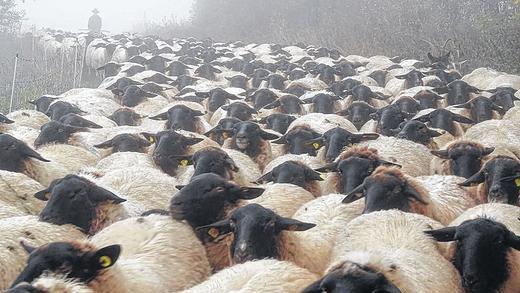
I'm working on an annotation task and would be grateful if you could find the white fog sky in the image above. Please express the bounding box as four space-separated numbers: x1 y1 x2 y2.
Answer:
20 0 194 33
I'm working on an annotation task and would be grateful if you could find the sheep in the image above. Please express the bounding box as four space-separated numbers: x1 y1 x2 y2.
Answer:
210 101 257 126
343 166 477 225
336 101 376 130
94 133 152 157
309 210 462 293
412 89 445 109
355 135 435 177
143 129 217 176
453 95 505 123
36 144 99 174
359 104 408 136
487 87 519 112
203 117 242 145
223 121 279 171
58 113 103 129
94 152 156 172
0 171 46 216
426 203 520 293
51 95 120 118
287 112 358 134
463 119 520 147
317 146 401 195
433 80 480 106
0 134 70 186
180 259 318 293
8 275 94 293
413 108 474 137
459 156 520 205
261 94 306 116
28 95 58 113
503 105 520 122
108 108 143 126
45 101 85 121
177 146 261 187
307 127 380 163
301 92 343 114
197 203 316 266
271 125 322 157
149 104 209 134
343 84 390 109
0 216 85 290
0 204 25 219
33 121 107 152
256 160 323 196
11 215 211 293
35 174 142 235
281 194 365 274
430 140 498 178
6 110 50 130
93 166 178 211
170 173 266 271
247 183 316 217
395 119 445 149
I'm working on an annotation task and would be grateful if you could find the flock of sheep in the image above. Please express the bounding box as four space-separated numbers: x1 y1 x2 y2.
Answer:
1 29 520 293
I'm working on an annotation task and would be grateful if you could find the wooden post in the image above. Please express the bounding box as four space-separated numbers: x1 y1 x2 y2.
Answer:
9 54 19 113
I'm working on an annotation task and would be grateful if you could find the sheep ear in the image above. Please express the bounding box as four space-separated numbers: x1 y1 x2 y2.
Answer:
89 185 127 204
304 137 325 150
184 137 204 146
195 91 210 98
342 183 365 204
175 185 186 190
255 172 273 184
262 100 281 109
377 159 402 168
315 161 338 173
94 139 114 149
305 168 324 181
482 147 495 156
454 101 472 109
452 114 474 124
427 52 436 63
196 219 232 242
459 170 485 187
424 227 457 242
506 231 520 250
404 183 428 205
277 217 316 231
468 85 481 93
170 155 193 167
149 112 168 120
373 93 391 100
301 97 314 104
413 113 431 123
34 188 52 201
92 245 121 270
394 74 407 80
236 187 265 199
22 145 50 162
492 103 506 115
432 86 448 94
353 133 379 142
111 89 124 96
20 240 37 254
225 157 239 172
141 132 157 144
431 149 450 159
428 129 443 137
271 135 287 144
191 109 205 117
381 282 403 293
220 105 230 111
261 131 281 141
302 279 323 293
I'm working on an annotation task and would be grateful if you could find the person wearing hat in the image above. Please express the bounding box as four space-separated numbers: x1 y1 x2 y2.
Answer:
88 8 102 35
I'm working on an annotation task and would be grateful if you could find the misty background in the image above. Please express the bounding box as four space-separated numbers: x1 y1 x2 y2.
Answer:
0 0 518 112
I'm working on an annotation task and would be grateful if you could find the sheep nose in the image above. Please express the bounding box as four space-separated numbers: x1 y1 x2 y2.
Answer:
463 274 479 287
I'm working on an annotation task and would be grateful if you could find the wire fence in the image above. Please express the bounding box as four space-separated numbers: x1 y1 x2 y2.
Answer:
0 34 101 113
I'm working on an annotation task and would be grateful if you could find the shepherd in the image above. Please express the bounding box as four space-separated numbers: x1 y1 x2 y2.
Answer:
88 8 102 35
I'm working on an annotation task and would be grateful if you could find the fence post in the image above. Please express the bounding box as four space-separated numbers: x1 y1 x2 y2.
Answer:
73 44 78 88
9 54 19 113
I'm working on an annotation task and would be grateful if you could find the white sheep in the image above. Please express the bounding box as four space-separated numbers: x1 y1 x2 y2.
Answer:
281 194 365 274
323 210 462 293
6 110 50 130
0 216 85 290
287 112 358 134
0 170 45 216
180 259 318 293
427 203 520 293
355 135 434 177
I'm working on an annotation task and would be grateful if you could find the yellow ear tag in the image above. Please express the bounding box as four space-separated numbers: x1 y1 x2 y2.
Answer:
320 173 326 180
312 142 321 150
180 160 189 167
148 137 155 144
222 132 230 139
99 256 112 268
208 227 220 238
515 178 520 187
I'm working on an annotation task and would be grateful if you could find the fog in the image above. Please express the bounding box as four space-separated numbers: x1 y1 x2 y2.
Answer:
20 0 193 33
